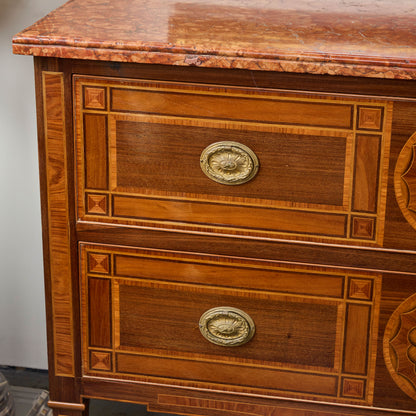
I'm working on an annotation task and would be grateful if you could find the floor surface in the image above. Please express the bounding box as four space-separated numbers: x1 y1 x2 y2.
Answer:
1 367 172 416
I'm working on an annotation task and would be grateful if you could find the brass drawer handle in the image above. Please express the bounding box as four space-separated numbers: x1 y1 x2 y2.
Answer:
200 141 259 185
199 306 255 346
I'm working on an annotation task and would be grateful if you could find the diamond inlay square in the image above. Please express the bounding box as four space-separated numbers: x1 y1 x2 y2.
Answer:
357 107 383 131
351 216 375 239
88 253 110 274
86 194 108 215
348 278 373 301
342 378 365 398
90 351 112 371
84 86 106 110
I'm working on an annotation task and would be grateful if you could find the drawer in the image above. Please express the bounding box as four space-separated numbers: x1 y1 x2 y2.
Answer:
80 243 381 405
74 76 392 247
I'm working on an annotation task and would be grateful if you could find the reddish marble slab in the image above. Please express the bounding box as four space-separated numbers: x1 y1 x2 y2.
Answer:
12 0 416 79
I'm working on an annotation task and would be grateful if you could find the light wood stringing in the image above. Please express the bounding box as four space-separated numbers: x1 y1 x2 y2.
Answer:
74 76 392 247
80 244 381 406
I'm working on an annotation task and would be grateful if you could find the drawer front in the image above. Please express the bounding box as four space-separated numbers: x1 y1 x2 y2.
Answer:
80 244 381 405
75 76 392 247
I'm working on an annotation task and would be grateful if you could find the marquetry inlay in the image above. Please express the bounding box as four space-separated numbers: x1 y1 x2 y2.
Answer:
88 253 110 274
90 351 112 371
42 71 75 377
75 76 392 247
84 86 106 110
357 107 383 131
80 244 381 405
342 378 366 399
394 132 416 232
86 193 108 215
348 278 373 301
384 293 416 400
351 217 375 239
155 394 285 416
402 147 416 213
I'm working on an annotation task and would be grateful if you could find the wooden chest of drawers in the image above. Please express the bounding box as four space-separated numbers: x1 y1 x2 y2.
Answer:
13 1 416 415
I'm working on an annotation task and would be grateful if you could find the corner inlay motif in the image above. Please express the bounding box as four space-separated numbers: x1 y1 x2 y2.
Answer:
88 253 110 274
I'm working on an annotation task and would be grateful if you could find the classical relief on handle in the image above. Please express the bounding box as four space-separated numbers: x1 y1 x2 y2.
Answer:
200 141 259 185
199 306 256 347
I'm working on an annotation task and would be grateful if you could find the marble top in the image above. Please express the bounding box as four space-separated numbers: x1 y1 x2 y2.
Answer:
12 0 416 79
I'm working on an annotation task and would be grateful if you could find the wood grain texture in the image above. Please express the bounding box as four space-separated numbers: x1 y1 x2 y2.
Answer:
12 0 416 79
80 243 382 406
42 71 75 377
75 76 393 248
81 378 415 416
353 135 381 213
114 254 346 298
116 281 339 369
88 277 112 348
111 195 348 237
112 120 348 205
343 305 371 375
90 350 112 371
115 353 339 398
110 87 353 128
154 393 378 416
76 222 416 274
83 113 108 190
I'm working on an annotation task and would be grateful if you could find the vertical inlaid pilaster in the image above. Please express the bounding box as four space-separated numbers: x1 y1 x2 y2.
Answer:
43 71 74 376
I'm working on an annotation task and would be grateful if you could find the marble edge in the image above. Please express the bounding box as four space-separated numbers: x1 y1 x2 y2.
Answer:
12 42 416 80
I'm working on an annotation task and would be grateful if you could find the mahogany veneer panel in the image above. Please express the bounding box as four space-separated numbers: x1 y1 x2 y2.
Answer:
117 283 338 367
83 113 108 190
74 76 393 247
80 244 381 406
114 122 347 204
42 71 75 377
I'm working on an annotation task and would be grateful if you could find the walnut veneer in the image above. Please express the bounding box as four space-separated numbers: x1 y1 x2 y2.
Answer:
13 1 416 415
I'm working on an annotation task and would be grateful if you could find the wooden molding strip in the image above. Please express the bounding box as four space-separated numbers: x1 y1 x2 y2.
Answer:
47 401 86 411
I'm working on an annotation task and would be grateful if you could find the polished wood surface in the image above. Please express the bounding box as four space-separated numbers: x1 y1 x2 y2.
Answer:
80 243 381 406
42 71 75 377
12 1 416 414
11 0 416 79
28 57 416 416
74 76 394 248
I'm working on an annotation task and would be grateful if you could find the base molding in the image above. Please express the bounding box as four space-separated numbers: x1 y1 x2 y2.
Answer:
47 400 86 411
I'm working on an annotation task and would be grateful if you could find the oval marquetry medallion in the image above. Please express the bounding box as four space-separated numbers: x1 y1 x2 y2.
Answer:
395 132 416 231
383 293 416 400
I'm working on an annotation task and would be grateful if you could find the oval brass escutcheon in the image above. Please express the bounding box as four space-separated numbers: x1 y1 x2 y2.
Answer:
200 141 259 185
199 306 256 347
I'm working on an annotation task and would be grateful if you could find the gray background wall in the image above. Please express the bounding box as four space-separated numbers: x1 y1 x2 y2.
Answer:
1 0 66 370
